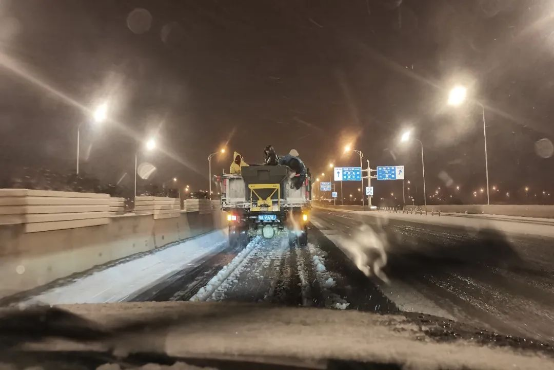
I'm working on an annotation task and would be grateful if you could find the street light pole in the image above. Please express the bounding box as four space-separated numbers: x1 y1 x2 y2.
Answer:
366 160 373 207
478 102 490 205
403 178 405 205
416 139 427 207
76 124 81 175
400 130 426 208
208 153 214 199
77 102 109 175
354 150 364 207
341 180 343 205
135 138 156 198
134 152 138 197
329 174 332 202
208 149 226 200
448 86 490 205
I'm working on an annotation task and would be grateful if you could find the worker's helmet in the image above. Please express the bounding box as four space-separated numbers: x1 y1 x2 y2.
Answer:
289 149 299 157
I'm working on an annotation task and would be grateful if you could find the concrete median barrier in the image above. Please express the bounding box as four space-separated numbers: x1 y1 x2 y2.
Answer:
403 204 554 219
0 189 226 299
314 203 554 219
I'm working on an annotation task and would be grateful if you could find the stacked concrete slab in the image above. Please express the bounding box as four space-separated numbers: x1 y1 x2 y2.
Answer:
135 196 180 219
109 197 126 215
185 199 213 214
0 189 111 233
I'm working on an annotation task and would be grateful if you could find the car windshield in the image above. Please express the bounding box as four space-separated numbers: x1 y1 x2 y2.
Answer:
1 0 554 369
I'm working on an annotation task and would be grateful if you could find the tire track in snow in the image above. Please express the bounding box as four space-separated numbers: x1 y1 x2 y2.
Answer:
189 236 263 302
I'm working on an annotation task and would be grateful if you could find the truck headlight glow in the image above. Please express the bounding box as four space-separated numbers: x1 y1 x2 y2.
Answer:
227 214 238 221
302 214 308 222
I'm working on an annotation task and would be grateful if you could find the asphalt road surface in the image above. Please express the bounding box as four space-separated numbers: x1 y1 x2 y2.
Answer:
311 208 554 344
132 208 554 344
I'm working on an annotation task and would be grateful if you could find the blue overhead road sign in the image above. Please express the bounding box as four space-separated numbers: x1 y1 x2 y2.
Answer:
320 182 332 191
334 167 362 181
377 166 405 180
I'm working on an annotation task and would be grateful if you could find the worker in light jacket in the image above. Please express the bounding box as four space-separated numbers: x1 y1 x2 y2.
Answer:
230 151 248 174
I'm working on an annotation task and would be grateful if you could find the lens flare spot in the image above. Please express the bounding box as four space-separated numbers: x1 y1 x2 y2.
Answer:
535 138 553 158
138 162 156 180
127 8 152 35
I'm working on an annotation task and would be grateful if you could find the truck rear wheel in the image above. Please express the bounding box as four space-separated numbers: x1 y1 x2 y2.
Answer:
298 227 308 247
229 226 248 248
288 227 308 248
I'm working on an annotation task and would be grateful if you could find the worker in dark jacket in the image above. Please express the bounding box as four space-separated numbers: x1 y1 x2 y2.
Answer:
279 151 307 189
264 145 279 166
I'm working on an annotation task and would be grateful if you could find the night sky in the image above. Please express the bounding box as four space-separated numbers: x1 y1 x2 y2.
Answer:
0 0 553 203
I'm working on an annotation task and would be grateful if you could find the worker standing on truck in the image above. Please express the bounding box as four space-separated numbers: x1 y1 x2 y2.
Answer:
264 145 279 166
230 151 248 174
279 150 306 189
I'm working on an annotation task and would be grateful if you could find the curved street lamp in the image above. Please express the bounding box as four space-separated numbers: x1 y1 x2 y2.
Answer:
400 130 426 207
448 85 490 205
344 146 365 207
135 137 156 197
76 102 109 175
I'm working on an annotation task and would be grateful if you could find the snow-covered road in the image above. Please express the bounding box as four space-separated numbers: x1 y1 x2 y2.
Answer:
141 232 359 310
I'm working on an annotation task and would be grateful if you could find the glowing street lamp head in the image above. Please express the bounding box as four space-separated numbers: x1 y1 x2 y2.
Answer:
145 138 156 151
93 102 108 123
220 148 226 154
173 177 177 182
400 130 412 143
316 178 320 182
321 172 325 177
448 85 467 106
344 145 351 153
329 163 334 168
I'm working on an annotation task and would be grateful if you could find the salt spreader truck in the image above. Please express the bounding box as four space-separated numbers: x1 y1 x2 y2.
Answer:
220 165 311 248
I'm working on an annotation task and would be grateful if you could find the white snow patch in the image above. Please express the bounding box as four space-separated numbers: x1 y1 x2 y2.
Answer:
333 302 350 310
312 255 327 273
20 230 229 305
324 277 336 288
307 243 348 310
